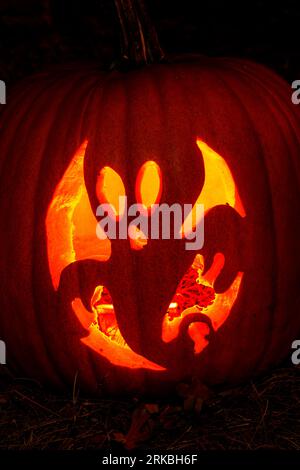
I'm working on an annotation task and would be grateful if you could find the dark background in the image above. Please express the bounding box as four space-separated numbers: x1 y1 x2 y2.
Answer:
0 0 300 85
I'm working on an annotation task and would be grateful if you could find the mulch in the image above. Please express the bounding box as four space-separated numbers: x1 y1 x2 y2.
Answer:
0 363 299 450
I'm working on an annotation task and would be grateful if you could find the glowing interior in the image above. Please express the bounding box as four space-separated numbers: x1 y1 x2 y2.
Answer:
72 296 166 370
135 160 162 210
46 139 245 368
73 253 242 359
46 141 111 290
181 139 245 237
128 226 148 251
196 139 245 217
96 166 126 218
161 254 243 354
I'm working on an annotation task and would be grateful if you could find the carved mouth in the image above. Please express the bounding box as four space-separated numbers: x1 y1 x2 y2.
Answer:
85 252 243 360
69 251 242 371
89 254 217 354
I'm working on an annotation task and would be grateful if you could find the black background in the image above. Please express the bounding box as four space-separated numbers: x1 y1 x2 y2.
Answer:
0 0 299 85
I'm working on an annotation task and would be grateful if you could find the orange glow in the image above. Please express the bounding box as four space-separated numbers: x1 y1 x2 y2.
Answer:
46 138 246 367
162 254 243 354
46 141 110 290
181 139 245 237
188 322 210 353
196 139 246 217
96 166 126 218
73 284 164 369
135 161 162 211
90 285 126 346
128 226 148 250
72 297 165 370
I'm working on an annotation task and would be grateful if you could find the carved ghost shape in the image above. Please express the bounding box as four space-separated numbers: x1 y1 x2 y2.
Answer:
46 135 245 371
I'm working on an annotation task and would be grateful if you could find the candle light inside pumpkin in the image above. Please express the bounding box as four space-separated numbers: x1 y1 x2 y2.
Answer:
90 254 215 344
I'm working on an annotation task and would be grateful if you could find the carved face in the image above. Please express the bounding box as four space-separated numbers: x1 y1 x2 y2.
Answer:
46 137 245 371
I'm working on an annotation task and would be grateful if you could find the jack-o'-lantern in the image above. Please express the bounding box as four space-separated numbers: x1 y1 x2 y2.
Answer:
0 1 300 395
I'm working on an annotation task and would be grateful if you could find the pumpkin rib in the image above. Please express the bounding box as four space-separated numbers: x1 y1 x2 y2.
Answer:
88 73 147 393
194 62 262 383
219 65 290 377
222 59 300 186
202 64 277 383
29 74 87 387
90 75 143 358
2 77 73 384
0 86 37 176
174 63 242 383
29 75 93 386
5 70 98 386
83 77 121 392
227 61 300 370
223 61 300 322
36 72 107 390
125 73 154 363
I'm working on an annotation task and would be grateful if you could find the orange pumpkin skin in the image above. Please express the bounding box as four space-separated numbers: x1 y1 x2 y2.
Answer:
0 57 300 395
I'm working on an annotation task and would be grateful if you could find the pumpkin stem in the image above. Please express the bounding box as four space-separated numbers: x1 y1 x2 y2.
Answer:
113 0 165 67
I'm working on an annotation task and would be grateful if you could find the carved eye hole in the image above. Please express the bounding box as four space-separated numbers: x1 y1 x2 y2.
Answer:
96 167 126 219
135 161 162 212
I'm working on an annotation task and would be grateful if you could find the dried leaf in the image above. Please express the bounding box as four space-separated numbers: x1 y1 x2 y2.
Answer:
113 432 126 444
177 379 211 414
144 403 159 414
159 405 182 430
124 405 155 450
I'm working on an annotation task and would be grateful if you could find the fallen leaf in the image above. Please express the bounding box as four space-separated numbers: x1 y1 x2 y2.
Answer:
113 432 126 444
144 403 159 414
123 405 156 450
177 379 212 414
159 405 182 430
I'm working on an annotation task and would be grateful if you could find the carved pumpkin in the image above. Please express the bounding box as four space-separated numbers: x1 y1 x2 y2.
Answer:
0 57 300 394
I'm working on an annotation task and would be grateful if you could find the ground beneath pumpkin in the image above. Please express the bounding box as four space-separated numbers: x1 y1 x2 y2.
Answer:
0 362 299 451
